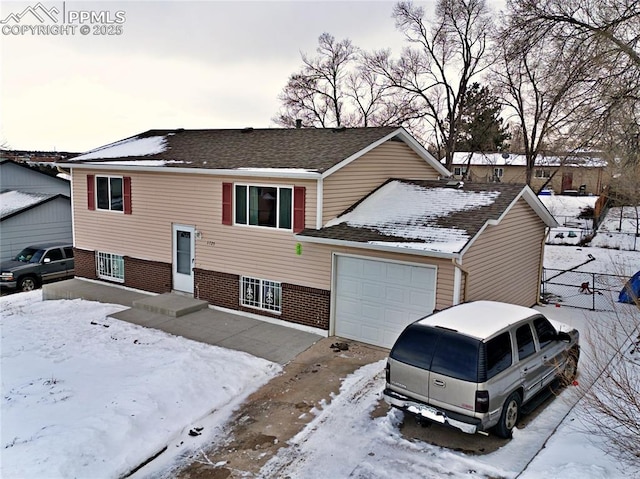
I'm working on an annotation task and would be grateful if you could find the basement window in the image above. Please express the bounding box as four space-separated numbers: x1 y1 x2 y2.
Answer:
96 251 124 282
240 276 281 313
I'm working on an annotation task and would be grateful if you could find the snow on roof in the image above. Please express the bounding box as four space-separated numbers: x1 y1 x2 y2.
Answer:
89 160 188 166
70 135 167 161
418 301 540 339
1 190 55 218
449 152 607 168
326 181 501 254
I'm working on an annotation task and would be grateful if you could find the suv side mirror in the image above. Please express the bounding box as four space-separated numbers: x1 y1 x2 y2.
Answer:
557 331 571 342
43 258 51 264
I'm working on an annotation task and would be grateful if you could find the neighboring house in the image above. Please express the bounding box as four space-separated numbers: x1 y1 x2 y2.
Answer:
448 152 608 195
0 159 72 262
57 127 557 349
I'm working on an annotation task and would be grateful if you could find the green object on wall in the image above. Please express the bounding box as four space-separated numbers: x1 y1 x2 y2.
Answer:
296 243 302 255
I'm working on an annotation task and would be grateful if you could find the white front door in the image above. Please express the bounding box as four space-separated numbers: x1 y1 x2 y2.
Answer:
172 224 195 294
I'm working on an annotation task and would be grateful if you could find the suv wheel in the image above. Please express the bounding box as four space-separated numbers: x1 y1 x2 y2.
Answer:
18 276 38 292
495 392 521 438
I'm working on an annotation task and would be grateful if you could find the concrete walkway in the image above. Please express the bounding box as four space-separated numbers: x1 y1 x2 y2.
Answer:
43 279 323 365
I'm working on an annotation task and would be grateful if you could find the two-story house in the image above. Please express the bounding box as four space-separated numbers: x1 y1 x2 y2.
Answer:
58 127 557 348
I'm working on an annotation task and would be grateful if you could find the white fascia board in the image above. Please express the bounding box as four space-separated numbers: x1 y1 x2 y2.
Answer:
316 177 324 229
321 127 452 179
458 186 559 257
55 163 322 180
294 234 459 260
519 185 559 227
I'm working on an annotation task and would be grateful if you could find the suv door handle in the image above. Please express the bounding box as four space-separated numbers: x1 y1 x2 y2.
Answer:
433 378 446 388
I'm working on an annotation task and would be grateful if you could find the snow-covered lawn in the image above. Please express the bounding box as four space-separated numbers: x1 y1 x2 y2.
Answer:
591 206 640 250
1 245 638 478
541 195 597 246
0 292 280 478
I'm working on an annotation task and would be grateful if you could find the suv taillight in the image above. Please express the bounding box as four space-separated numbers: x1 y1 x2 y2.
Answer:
385 361 390 383
475 390 489 413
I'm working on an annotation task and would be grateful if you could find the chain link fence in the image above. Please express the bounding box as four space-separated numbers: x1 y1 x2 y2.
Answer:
541 268 630 311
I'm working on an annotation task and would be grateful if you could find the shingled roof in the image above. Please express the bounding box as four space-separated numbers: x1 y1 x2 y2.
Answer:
61 127 405 173
298 179 555 255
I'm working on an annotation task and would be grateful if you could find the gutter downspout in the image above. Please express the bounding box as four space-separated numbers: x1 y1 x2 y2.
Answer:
316 177 323 229
452 257 469 305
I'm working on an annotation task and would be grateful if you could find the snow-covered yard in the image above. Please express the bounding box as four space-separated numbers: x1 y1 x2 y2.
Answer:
0 293 280 478
1 246 638 479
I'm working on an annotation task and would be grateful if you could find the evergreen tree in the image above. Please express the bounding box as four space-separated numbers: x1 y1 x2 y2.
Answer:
455 82 510 152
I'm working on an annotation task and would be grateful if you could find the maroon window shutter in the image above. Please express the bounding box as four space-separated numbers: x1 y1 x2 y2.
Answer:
123 177 132 214
222 182 233 225
87 175 95 210
293 186 306 233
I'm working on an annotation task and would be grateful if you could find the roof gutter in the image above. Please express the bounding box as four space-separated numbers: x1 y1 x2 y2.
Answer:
294 234 460 260
53 163 323 180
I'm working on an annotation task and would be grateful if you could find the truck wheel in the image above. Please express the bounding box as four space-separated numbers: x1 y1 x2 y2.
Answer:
18 276 38 292
494 392 521 438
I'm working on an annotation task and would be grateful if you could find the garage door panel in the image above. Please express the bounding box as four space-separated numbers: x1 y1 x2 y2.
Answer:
335 256 436 348
385 285 406 304
361 282 384 300
409 290 434 308
362 260 385 277
411 266 436 286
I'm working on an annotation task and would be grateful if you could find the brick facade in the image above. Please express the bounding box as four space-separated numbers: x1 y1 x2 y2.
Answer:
195 268 330 331
73 248 171 293
73 248 98 280
124 256 172 294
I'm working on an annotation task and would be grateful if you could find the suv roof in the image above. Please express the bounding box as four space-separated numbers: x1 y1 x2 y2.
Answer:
417 300 539 340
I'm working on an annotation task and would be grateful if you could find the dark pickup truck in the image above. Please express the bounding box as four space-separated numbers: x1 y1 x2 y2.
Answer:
0 242 75 292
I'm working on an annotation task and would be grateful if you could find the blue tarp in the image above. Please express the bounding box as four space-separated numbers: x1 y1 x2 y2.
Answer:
619 271 640 304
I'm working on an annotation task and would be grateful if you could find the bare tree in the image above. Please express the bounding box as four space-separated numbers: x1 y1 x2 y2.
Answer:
504 0 640 167
580 281 640 468
273 33 423 129
365 0 493 169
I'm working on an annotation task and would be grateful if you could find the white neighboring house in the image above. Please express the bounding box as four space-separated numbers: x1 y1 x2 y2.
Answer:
0 159 72 262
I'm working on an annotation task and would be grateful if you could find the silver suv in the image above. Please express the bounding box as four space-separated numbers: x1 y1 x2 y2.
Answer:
383 301 579 438
0 242 75 292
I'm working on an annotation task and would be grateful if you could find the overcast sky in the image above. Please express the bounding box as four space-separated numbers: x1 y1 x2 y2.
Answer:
1 1 502 152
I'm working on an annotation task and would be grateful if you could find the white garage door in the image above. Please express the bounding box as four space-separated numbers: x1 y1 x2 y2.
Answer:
334 255 436 348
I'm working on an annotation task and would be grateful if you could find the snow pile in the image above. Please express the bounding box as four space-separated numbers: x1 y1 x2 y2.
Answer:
0 292 280 478
327 181 501 253
71 135 167 161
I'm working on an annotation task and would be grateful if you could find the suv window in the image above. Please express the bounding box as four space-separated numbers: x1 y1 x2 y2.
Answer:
534 317 556 349
390 325 439 370
44 248 64 262
390 325 481 382
485 332 513 379
431 330 480 382
516 324 536 360
64 247 74 258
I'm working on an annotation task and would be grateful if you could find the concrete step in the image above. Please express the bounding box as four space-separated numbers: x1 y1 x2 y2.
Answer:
132 293 209 318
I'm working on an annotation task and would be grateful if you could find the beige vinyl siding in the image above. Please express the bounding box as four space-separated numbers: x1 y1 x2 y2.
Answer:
461 164 606 195
72 169 318 283
322 141 441 223
292 243 457 310
462 198 546 307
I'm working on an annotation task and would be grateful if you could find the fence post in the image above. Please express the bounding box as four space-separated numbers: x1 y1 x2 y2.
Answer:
592 272 596 311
